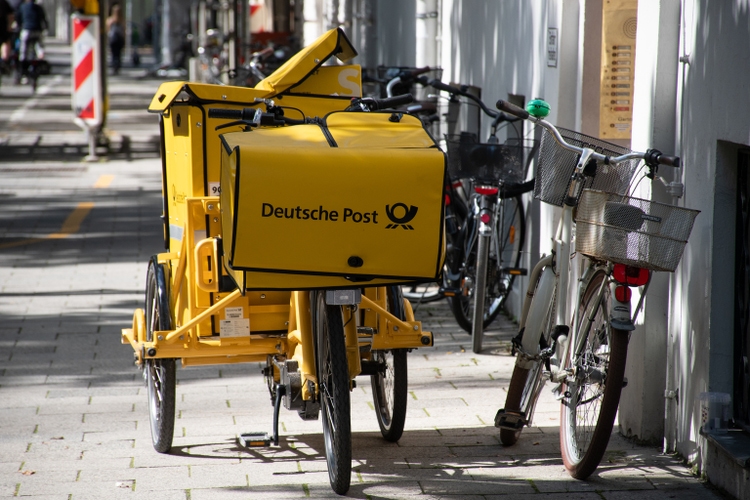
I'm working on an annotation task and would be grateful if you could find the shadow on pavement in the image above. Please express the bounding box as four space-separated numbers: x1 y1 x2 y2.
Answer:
0 186 164 266
0 135 161 161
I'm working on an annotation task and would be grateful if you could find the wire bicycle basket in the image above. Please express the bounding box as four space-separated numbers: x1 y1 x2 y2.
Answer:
535 128 641 206
575 189 700 272
445 133 533 185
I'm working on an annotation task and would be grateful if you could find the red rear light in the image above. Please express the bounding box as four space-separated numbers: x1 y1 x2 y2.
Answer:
615 285 632 302
480 213 491 224
474 186 499 195
613 264 649 286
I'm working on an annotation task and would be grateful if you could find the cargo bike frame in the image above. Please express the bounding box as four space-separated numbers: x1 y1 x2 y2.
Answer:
121 29 445 495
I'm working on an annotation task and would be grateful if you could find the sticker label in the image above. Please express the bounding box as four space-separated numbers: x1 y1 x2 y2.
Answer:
209 182 221 196
220 307 249 337
225 307 243 318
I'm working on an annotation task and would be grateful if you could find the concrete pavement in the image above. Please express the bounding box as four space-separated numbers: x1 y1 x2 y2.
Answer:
0 40 730 499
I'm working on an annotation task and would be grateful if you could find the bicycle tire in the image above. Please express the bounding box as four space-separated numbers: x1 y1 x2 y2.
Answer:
500 280 556 445
371 287 409 442
313 291 352 495
449 195 526 333
144 259 176 454
559 269 629 479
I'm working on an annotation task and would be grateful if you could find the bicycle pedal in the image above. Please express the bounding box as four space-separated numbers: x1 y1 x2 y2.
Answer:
439 287 461 297
503 267 528 276
238 432 271 447
494 409 527 430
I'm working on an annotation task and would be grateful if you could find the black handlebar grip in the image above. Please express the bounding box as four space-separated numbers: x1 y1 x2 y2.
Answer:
428 79 461 95
415 75 430 86
659 155 681 169
409 66 433 77
496 100 530 120
373 93 414 110
208 108 256 120
208 108 242 119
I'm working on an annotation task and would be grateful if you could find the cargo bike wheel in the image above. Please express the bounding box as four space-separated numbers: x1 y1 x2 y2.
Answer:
144 258 176 453
313 291 351 495
371 286 408 442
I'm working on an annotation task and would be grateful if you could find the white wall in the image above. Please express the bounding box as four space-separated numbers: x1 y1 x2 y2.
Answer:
620 0 681 446
669 0 750 468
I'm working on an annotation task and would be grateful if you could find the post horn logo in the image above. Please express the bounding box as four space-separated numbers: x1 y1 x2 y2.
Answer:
385 203 418 230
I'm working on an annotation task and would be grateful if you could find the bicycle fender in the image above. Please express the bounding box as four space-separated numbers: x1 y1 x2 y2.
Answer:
609 282 636 331
516 266 556 370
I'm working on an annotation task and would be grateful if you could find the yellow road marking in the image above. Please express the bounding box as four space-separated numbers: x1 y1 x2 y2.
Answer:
49 202 94 238
0 202 94 249
93 175 114 188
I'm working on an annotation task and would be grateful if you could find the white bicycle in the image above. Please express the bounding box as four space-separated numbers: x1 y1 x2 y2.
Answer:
493 99 699 479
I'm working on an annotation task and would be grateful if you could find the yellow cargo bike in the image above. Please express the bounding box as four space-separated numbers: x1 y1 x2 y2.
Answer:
121 29 447 495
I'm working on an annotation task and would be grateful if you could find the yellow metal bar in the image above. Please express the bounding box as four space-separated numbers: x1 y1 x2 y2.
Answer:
157 252 180 263
294 291 316 382
144 334 284 359
171 234 188 314
344 306 361 378
360 295 418 333
288 328 302 346
164 289 242 342
403 296 416 322
360 294 432 349
181 354 268 366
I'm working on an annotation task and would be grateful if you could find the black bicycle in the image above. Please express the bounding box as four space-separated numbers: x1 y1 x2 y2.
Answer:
430 80 538 353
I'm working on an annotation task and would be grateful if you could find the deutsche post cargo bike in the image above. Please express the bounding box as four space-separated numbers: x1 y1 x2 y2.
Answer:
121 28 447 495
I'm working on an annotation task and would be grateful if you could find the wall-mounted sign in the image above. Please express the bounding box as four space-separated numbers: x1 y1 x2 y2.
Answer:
547 28 558 67
599 0 638 140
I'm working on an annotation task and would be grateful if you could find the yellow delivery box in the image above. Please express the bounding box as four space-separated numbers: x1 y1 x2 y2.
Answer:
220 111 446 290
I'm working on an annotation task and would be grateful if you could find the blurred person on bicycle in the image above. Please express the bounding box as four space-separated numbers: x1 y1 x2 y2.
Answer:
13 0 46 83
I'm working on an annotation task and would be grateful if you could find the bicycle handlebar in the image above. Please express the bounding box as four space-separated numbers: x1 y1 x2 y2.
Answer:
350 94 414 111
430 79 519 125
401 66 433 78
208 107 307 127
427 78 462 95
385 68 434 97
208 108 257 120
495 99 680 169
495 99 529 120
644 150 680 168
